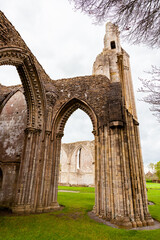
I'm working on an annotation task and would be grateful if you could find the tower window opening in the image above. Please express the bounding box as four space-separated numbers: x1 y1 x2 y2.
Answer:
0 168 3 189
111 41 116 49
77 148 81 169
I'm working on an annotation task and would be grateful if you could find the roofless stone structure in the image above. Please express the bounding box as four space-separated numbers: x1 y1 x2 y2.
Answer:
0 11 154 228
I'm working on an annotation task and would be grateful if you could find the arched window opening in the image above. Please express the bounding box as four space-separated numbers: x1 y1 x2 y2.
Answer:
62 109 94 143
0 168 3 189
77 148 82 169
110 41 116 49
0 65 21 86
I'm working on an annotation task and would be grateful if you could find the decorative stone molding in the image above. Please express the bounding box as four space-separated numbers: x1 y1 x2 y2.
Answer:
0 47 44 129
54 98 97 136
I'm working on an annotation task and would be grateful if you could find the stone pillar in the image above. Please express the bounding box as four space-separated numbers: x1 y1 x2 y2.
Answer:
134 124 153 225
36 130 53 212
92 130 98 214
12 127 42 213
107 124 132 228
50 133 63 209
97 126 107 218
125 112 154 226
94 121 138 228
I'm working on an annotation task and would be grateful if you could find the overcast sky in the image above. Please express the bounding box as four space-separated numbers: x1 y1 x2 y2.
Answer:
0 0 160 172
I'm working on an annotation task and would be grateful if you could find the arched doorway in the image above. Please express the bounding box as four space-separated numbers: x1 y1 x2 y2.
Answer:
59 109 95 187
51 98 98 209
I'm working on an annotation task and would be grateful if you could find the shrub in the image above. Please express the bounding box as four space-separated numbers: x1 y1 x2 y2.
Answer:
146 179 152 182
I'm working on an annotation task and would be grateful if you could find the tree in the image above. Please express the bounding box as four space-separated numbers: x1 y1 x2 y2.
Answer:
138 66 160 121
148 162 156 174
70 0 160 47
155 161 160 179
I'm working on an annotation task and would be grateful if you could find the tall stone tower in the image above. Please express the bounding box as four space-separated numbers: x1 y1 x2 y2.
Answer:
93 22 137 120
91 23 154 228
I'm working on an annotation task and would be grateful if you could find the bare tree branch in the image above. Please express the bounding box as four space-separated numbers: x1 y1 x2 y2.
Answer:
70 0 160 47
138 66 160 121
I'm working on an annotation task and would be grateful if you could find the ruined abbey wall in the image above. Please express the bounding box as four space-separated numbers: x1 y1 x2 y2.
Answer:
0 12 154 228
0 89 27 206
0 86 95 204
60 141 95 187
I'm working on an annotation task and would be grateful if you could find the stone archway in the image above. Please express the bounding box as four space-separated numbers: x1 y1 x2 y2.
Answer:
54 98 97 136
0 10 46 212
0 48 44 129
0 48 46 213
50 98 98 208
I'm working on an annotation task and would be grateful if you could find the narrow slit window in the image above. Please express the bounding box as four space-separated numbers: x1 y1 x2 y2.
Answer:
77 148 81 169
110 41 116 49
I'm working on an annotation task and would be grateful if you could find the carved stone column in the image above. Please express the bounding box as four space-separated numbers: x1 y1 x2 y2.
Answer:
12 127 42 213
50 133 63 209
36 130 53 212
92 130 99 215
125 112 154 227
95 121 134 228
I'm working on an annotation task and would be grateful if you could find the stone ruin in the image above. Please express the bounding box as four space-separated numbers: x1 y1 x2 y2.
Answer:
0 11 154 228
60 141 95 187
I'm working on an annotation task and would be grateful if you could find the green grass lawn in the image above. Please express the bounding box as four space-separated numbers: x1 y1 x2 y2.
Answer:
0 184 160 240
146 182 160 189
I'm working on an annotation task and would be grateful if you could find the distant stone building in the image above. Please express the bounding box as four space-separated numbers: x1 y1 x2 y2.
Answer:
59 141 95 187
145 171 158 181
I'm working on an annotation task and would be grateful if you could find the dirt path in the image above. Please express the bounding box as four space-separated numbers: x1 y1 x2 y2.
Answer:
58 190 80 193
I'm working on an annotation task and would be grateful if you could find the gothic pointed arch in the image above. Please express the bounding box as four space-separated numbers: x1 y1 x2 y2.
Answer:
0 11 46 130
52 98 98 138
0 11 49 212
0 48 45 129
0 87 24 114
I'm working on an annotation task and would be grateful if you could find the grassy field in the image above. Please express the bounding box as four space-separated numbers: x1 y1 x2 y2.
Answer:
146 182 160 189
146 182 160 222
0 184 160 240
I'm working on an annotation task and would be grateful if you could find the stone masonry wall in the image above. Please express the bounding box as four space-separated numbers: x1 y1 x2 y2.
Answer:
0 90 27 206
59 141 95 186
